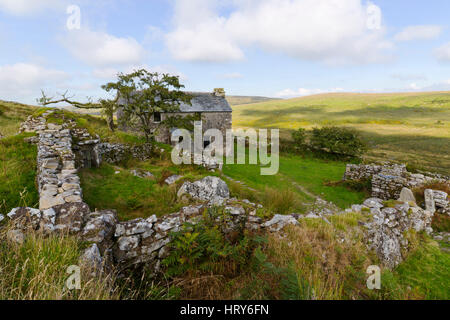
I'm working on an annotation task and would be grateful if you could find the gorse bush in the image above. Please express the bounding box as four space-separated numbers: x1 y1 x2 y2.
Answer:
310 126 367 158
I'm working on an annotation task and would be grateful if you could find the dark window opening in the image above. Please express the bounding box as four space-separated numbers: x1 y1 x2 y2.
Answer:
204 139 211 148
179 136 184 143
153 112 161 123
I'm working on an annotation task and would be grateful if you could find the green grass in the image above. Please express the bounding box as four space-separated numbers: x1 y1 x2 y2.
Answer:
378 239 450 300
223 152 366 210
0 133 39 214
232 91 450 174
0 100 41 137
79 159 215 220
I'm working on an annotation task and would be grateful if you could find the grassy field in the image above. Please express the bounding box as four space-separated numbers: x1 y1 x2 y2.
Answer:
232 91 450 174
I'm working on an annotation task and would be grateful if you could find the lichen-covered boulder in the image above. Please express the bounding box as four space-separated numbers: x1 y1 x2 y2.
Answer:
263 214 299 232
398 187 416 203
177 176 230 204
82 210 118 252
80 243 103 273
165 175 182 185
363 198 384 209
7 207 42 231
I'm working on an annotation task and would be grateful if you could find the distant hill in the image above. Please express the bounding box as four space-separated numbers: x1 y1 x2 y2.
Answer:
226 95 281 106
232 91 450 174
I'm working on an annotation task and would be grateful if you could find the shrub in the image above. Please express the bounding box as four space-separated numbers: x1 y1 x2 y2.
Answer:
310 126 367 158
291 128 307 148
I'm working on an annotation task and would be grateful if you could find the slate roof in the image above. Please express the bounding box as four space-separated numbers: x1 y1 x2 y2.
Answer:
118 91 232 113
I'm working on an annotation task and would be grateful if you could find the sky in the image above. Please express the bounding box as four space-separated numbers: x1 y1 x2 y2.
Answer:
0 0 450 104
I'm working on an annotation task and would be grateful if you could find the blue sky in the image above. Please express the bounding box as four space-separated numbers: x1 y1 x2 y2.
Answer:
0 0 449 104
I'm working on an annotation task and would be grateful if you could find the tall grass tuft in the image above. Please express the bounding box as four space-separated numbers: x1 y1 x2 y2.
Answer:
0 228 118 300
263 188 299 215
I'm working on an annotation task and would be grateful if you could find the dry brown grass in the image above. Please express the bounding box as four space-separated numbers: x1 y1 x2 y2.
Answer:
265 215 374 300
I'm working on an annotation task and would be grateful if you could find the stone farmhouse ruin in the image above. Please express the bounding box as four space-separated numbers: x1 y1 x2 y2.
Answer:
5 110 449 274
117 88 232 146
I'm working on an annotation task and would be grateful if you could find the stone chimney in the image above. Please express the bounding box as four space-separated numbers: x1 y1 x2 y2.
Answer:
213 88 226 97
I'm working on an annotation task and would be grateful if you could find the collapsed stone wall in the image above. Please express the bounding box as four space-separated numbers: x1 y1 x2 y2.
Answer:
359 197 434 269
344 163 449 200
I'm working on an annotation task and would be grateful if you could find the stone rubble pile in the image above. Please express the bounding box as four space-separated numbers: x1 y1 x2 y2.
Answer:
177 176 230 205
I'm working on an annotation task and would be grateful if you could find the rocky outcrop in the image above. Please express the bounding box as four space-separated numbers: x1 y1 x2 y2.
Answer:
263 214 299 232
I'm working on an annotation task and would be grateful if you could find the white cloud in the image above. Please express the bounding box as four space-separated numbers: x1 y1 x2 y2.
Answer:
391 73 427 81
0 63 69 101
435 42 450 62
221 72 243 79
0 0 64 15
275 87 345 98
166 0 244 62
166 0 392 64
62 28 146 68
394 25 442 42
93 64 187 81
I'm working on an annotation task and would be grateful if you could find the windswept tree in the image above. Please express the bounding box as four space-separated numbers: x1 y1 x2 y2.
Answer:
38 69 192 142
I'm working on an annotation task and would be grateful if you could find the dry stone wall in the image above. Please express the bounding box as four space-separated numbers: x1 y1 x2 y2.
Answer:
344 163 449 200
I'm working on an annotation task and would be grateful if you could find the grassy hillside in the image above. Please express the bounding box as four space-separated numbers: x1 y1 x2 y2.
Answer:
0 100 39 137
226 95 281 106
232 91 450 174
